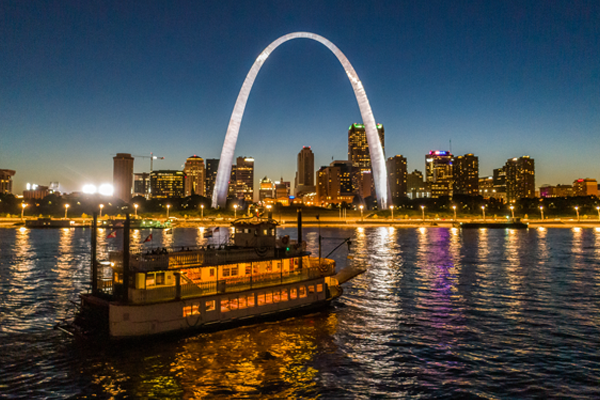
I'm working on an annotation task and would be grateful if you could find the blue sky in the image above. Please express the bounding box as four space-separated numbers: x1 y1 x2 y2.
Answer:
1 0 599 193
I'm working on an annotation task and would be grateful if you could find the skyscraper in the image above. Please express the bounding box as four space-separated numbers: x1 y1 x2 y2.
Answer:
183 155 205 197
316 160 356 206
113 153 134 203
133 172 150 198
407 169 431 199
296 146 315 195
259 176 274 202
425 151 453 198
205 159 220 200
452 153 479 196
386 155 407 201
348 123 384 199
0 169 15 194
150 170 185 199
236 157 254 202
505 156 535 202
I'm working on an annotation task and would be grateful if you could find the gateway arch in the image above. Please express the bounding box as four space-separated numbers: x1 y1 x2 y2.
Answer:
212 32 389 210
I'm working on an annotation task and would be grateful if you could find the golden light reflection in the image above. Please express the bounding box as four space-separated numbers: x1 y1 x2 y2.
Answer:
418 227 426 235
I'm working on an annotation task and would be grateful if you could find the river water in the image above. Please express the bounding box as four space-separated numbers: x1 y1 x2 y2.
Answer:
1 226 599 399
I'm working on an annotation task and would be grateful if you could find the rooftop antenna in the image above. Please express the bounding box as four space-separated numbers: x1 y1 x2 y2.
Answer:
449 139 452 154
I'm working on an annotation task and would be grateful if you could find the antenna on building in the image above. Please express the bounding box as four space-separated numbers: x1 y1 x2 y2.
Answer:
449 139 452 154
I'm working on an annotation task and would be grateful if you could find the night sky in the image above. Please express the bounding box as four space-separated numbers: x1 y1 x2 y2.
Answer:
1 1 599 193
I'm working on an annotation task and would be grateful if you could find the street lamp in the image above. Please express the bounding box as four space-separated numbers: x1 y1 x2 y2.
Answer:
21 203 27 221
166 204 171 219
389 205 394 221
64 204 70 219
509 205 515 219
481 205 486 220
134 203 138 218
99 204 104 218
575 206 580 222
201 204 204 219
452 205 457 221
420 205 425 222
234 204 238 219
539 206 544 220
359 204 364 222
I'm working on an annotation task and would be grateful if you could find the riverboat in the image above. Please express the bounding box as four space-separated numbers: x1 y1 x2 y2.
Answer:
61 211 363 339
456 219 528 229
26 218 74 228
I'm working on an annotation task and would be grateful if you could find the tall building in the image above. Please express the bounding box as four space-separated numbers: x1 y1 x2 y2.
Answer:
205 159 220 200
0 169 15 194
453 154 479 196
275 177 290 199
113 153 134 203
183 155 205 197
228 165 237 197
236 157 254 202
348 123 384 199
386 155 407 202
316 161 356 206
425 151 453 198
133 173 150 198
572 178 598 196
407 169 431 199
505 156 535 202
296 146 315 195
259 176 275 202
150 170 185 199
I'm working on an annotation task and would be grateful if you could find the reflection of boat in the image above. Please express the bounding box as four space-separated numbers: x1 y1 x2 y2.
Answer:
456 219 528 229
62 211 363 339
98 218 172 229
26 218 74 228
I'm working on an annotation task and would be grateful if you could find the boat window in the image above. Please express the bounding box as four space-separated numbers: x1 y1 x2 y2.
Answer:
273 291 280 303
221 299 230 312
254 230 258 236
257 293 265 306
245 265 251 275
265 292 273 304
113 272 122 284
230 297 238 310
263 229 268 235
156 272 165 285
270 229 275 236
223 267 230 277
205 300 216 312
247 295 255 307
308 285 315 294
239 296 247 309
290 288 297 299
210 268 215 277
146 273 155 287
266 261 272 272
231 266 238 276
182 302 200 317
299 286 307 298
316 284 323 292
281 289 289 301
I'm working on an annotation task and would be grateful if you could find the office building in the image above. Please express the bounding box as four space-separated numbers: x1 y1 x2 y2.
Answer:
0 169 15 194
275 177 290 199
407 169 431 199
539 184 574 198
425 151 453 198
113 153 134 203
133 173 150 198
386 155 407 201
236 157 254 202
205 159 220 200
453 154 479 196
505 156 535 202
150 170 185 199
228 165 237 197
259 176 275 202
348 123 384 199
573 178 598 196
316 160 356 206
479 176 494 199
183 155 205 197
296 146 315 195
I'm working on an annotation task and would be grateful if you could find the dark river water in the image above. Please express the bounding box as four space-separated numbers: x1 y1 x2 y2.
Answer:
1 226 599 399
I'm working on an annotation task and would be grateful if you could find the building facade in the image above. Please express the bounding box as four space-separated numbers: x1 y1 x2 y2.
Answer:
407 169 431 199
572 178 598 196
316 161 356 206
425 151 453 198
348 123 384 199
150 170 185 199
183 155 205 197
235 157 254 202
453 153 479 196
259 176 274 202
0 169 15 194
386 155 407 202
133 173 150 198
539 184 574 198
113 153 134 203
296 146 315 195
204 159 220 200
505 156 535 202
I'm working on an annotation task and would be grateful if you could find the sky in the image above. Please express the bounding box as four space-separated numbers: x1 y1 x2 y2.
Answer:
1 0 599 194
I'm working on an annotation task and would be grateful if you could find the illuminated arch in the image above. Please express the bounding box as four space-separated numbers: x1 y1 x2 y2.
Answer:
212 32 389 209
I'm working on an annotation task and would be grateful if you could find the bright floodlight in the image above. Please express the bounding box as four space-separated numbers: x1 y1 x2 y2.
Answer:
98 184 114 196
82 184 97 194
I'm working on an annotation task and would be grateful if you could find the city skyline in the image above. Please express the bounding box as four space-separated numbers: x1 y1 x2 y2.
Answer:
1 1 599 192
